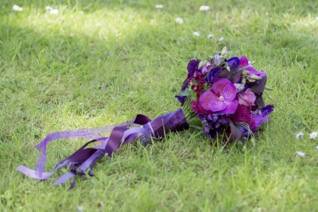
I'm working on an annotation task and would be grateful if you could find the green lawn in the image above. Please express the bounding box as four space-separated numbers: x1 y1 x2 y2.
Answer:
1 0 318 211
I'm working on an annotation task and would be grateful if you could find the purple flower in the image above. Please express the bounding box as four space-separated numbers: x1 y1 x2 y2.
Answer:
200 61 213 74
206 67 222 83
176 59 200 104
245 66 266 79
239 56 249 67
239 56 266 79
187 59 200 77
238 88 256 106
199 79 238 114
232 104 273 132
227 57 240 70
252 105 274 130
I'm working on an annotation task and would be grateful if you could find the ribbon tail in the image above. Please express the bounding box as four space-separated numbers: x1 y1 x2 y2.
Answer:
18 109 189 185
16 165 53 180
17 125 119 180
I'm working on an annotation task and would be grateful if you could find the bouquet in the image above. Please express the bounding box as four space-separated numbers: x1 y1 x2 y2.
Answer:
17 50 273 187
176 49 273 141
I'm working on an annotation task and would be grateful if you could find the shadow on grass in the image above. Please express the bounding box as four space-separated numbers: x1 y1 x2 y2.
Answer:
1 0 318 144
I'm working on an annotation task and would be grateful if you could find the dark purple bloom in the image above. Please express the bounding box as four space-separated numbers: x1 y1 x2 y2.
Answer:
252 105 274 129
232 104 273 132
199 79 238 114
187 59 200 79
176 59 200 104
176 95 187 105
227 57 240 70
206 67 222 83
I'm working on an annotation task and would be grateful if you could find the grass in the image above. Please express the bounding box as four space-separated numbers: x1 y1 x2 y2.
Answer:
0 0 318 211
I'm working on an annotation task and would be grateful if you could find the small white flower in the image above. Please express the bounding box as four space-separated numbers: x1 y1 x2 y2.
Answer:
296 151 306 158
175 17 184 24
77 206 84 212
12 4 23 12
295 132 304 140
213 54 222 66
46 6 59 15
309 131 318 140
199 5 210 12
207 33 214 39
155 4 164 9
316 145 318 151
234 83 245 91
218 37 224 42
192 31 200 37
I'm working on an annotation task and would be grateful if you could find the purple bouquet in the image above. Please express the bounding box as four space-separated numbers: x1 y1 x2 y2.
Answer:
17 50 273 187
176 51 273 141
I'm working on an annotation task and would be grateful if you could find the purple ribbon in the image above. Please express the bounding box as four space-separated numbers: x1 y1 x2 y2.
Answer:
17 109 188 186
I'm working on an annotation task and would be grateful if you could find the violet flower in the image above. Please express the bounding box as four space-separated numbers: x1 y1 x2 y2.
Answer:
176 59 200 104
199 79 238 114
238 88 256 106
227 57 240 70
240 56 266 79
232 104 273 132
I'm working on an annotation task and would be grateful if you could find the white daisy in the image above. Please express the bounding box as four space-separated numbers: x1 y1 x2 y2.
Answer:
207 33 214 39
296 151 306 158
309 131 318 140
12 4 23 12
155 4 164 9
192 31 200 37
295 132 304 140
218 37 224 42
77 206 84 212
199 5 210 12
46 6 59 15
175 17 184 24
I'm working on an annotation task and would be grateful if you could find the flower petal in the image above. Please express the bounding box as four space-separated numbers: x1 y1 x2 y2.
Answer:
199 90 226 112
223 83 237 100
212 79 232 96
212 79 237 100
218 100 238 115
239 56 249 67
246 66 266 78
187 59 200 78
252 105 274 130
206 67 222 83
222 100 238 114
227 57 240 70
239 88 256 106
231 105 253 128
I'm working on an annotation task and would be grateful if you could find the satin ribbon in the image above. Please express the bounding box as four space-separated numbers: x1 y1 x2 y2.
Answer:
17 109 189 186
